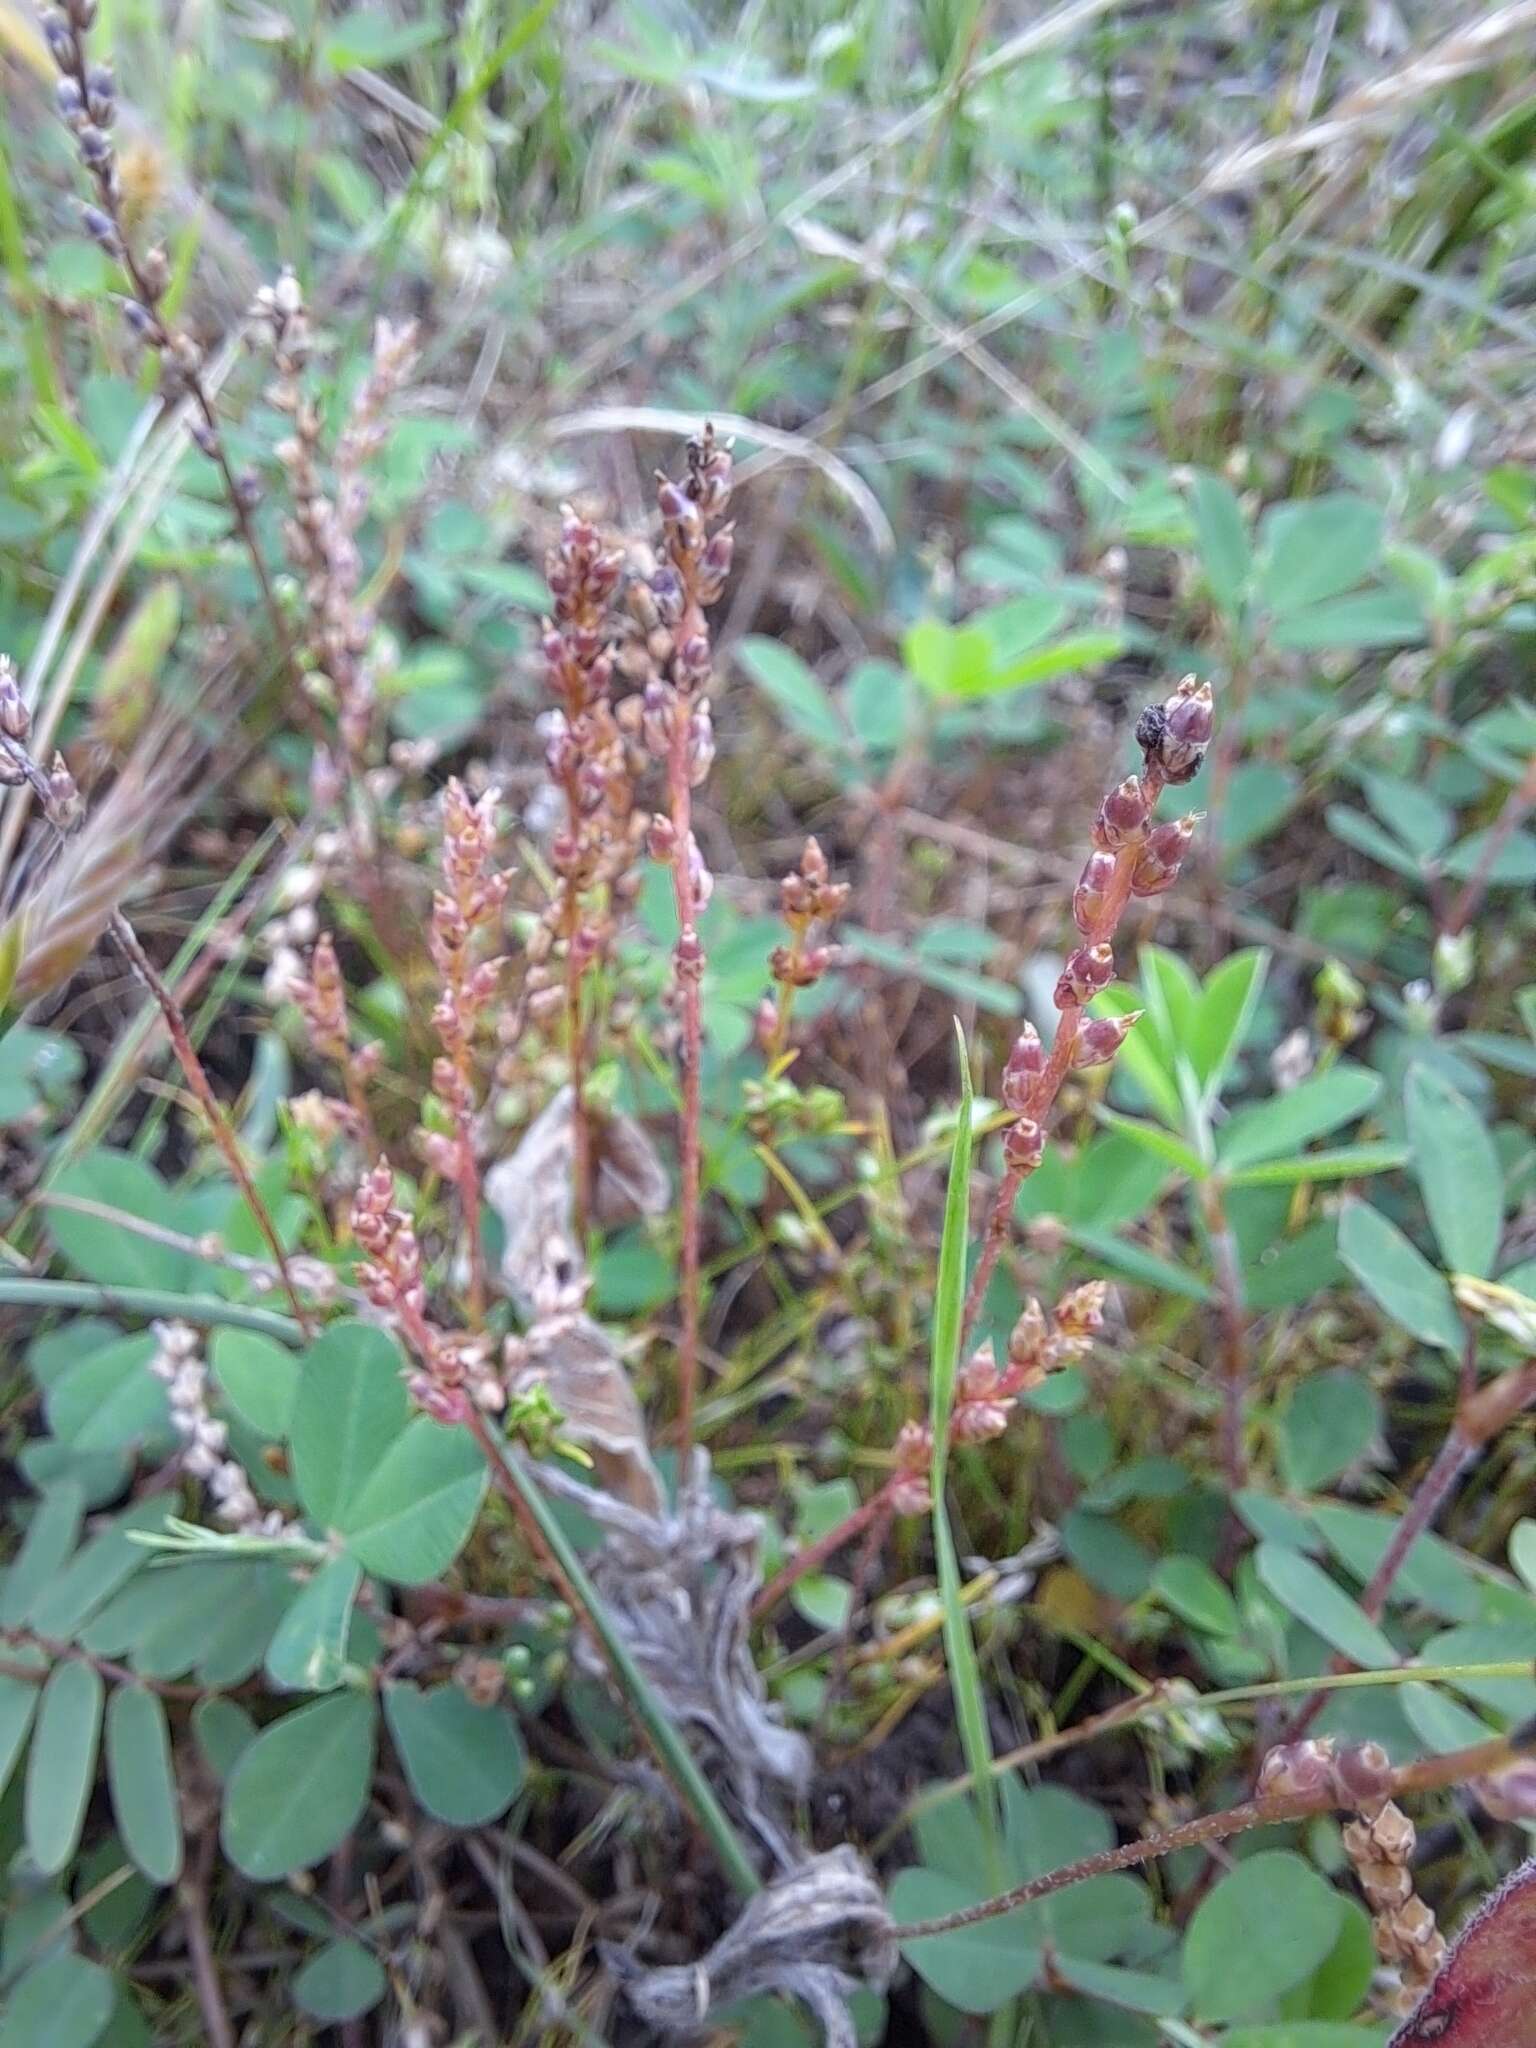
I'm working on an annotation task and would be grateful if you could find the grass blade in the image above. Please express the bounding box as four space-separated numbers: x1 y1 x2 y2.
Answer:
928 1025 1001 1863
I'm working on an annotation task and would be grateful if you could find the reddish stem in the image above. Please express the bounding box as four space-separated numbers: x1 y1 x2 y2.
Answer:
1443 753 1536 936
752 1486 891 1621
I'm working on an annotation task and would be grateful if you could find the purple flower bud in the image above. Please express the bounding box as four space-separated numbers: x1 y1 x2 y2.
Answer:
80 202 118 251
76 123 111 168
1002 1118 1045 1175
1072 849 1119 937
1131 815 1198 898
656 479 691 524
56 75 83 117
1071 1009 1142 1070
1095 774 1150 848
44 15 73 65
1000 1025 1046 1112
1055 941 1115 1008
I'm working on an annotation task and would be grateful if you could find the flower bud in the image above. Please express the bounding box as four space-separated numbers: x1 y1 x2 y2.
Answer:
1002 1117 1045 1175
1094 775 1150 848
1055 941 1115 1008
1071 1009 1141 1070
1130 815 1197 898
1257 1738 1337 1803
1000 1024 1046 1112
1072 850 1118 937
1332 1740 1394 1812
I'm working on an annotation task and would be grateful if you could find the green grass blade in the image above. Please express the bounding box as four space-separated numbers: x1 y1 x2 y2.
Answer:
489 1441 761 1900
927 1024 1001 1863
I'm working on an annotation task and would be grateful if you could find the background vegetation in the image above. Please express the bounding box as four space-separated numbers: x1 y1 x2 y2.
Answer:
1 0 1535 2043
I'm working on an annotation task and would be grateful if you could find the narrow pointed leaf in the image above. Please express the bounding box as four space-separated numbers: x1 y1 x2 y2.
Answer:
265 1554 362 1693
1338 1199 1463 1352
1405 1065 1502 1281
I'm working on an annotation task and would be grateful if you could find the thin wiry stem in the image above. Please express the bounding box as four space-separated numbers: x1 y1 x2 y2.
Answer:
49 14 304 702
110 915 315 1336
892 1724 1528 1940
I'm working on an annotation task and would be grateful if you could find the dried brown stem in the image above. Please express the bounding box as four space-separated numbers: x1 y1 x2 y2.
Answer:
752 1485 892 1622
181 1825 237 2048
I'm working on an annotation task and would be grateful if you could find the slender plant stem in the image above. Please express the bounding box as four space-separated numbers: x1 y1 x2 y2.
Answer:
752 1485 892 1621
109 916 315 1336
1280 1421 1478 1745
1199 1177 1249 1498
893 1724 1528 1939
0 1277 303 1342
181 1826 237 2048
465 1415 761 1898
666 710 705 1469
1443 751 1536 936
53 22 304 703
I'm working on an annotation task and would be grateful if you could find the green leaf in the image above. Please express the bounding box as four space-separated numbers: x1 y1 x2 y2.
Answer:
0 1664 41 1805
735 638 845 751
903 617 994 699
1185 1851 1343 2021
338 1418 487 1584
1066 1224 1212 1302
1325 804 1425 881
211 1329 300 1439
45 1334 170 1454
1270 588 1424 650
928 1036 997 1856
1361 773 1454 859
383 1681 526 1825
840 929 1017 1015
221 1693 377 1881
290 1320 409 1528
1278 1371 1382 1492
28 1497 164 1639
985 631 1124 694
48 1154 197 1290
1256 496 1383 614
0 1481 83 1625
192 1697 256 1782
1189 470 1251 609
320 8 445 70
24 1658 104 1873
1405 1065 1502 1280
1217 1066 1381 1170
1226 1143 1409 1187
105 1685 183 1885
1151 1555 1240 1634
1310 1504 1478 1623
1254 1543 1396 1667
889 1867 1043 2013
1096 1111 1207 1179
293 1940 386 2023
1188 949 1268 1097
1337 1199 1463 1352
265 1555 363 1692
1442 827 1536 885
0 1954 115 2048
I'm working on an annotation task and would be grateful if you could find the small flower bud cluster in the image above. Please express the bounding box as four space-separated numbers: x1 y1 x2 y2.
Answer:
885 1285 1109 1507
637 428 734 983
951 1284 1109 1444
524 510 647 1025
255 274 417 768
45 9 226 432
979 678 1213 1251
148 1320 293 1536
350 1160 504 1423
289 930 381 1134
1257 1738 1444 2014
424 781 509 1180
768 836 848 993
